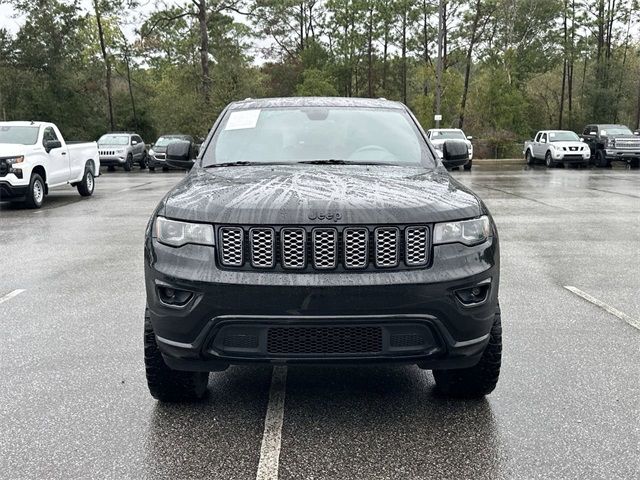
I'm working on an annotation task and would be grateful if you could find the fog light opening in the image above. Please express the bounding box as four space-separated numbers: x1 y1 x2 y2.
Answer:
157 286 193 307
455 283 490 306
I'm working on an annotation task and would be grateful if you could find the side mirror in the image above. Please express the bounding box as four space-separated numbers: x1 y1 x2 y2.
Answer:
466 136 473 140
44 140 62 152
166 140 195 170
131 140 138 145
441 140 469 168
580 138 584 142
634 131 639 136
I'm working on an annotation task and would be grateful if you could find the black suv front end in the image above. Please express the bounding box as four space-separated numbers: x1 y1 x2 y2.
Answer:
143 98 502 402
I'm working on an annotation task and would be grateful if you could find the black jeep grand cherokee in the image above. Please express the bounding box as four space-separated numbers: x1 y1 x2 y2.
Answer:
144 97 501 401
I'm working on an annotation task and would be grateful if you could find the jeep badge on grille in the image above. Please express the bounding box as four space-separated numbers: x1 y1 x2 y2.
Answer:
308 211 342 222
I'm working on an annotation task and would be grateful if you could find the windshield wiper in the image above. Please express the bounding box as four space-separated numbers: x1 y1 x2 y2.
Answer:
205 161 287 168
296 159 398 166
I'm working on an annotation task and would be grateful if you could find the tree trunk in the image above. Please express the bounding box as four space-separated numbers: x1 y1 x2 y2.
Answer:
568 0 575 125
124 49 137 129
367 5 373 98
196 0 210 102
382 29 388 92
636 73 640 130
94 0 114 130
459 0 482 129
559 2 567 129
401 10 407 104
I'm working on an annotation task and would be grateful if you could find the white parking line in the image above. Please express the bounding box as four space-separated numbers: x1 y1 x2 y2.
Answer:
0 289 26 305
564 286 640 331
256 366 288 480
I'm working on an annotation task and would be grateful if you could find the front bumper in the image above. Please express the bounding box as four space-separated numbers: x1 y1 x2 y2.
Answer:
604 150 640 160
0 180 28 199
99 155 126 166
147 155 167 168
552 152 590 163
145 236 500 371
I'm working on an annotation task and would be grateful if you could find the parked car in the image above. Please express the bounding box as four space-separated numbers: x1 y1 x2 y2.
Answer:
148 134 198 171
0 121 99 208
426 128 473 170
580 124 640 168
524 130 590 168
143 97 501 402
98 132 147 171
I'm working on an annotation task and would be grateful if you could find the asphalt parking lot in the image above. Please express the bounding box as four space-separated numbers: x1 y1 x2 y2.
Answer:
1 162 639 479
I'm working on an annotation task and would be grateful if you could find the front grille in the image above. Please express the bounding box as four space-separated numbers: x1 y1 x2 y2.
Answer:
219 227 244 266
267 326 383 355
374 227 400 268
155 153 166 159
217 225 431 272
99 150 117 156
0 159 8 177
615 139 640 149
281 228 306 269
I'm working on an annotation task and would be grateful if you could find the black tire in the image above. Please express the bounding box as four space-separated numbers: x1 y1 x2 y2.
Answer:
525 149 535 166
433 305 502 398
629 159 639 169
107 165 116 172
144 308 209 402
162 166 169 172
545 151 556 168
77 167 95 197
139 152 148 169
596 150 610 168
148 166 156 172
463 159 472 171
124 154 133 172
24 173 45 209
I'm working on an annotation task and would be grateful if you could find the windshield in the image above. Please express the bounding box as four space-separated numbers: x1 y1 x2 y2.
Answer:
155 136 186 147
549 131 580 142
601 126 633 135
0 125 39 145
430 130 466 140
98 134 129 146
203 107 434 168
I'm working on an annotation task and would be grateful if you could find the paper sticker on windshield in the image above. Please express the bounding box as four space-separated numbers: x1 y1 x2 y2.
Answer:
601 130 606 136
224 110 261 130
549 132 556 137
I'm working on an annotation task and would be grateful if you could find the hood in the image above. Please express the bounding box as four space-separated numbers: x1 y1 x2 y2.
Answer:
0 144 29 157
162 165 483 225
430 138 471 147
152 145 168 153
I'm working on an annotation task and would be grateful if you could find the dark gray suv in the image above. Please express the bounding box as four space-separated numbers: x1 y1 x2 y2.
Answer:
143 97 501 402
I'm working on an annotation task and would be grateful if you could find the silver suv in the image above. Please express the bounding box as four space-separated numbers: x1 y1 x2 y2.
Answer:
97 132 148 171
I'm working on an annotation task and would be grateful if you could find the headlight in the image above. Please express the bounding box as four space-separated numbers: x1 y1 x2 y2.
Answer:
433 216 490 246
433 143 443 151
155 216 214 247
149 149 155 156
6 156 24 165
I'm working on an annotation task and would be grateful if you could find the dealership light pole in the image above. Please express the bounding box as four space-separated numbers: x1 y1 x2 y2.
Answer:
435 0 444 128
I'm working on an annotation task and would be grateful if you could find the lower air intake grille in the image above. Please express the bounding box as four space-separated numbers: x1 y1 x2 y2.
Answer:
267 326 383 355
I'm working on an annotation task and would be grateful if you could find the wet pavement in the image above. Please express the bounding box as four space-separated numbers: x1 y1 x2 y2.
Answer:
1 162 638 479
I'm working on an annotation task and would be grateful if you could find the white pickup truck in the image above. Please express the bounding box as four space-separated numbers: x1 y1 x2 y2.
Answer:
0 121 99 208
523 130 591 168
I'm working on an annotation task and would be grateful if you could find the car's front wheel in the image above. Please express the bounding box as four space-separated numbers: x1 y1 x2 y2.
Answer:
144 308 209 402
432 305 502 398
24 173 45 209
124 154 133 172
463 159 472 171
545 151 556 168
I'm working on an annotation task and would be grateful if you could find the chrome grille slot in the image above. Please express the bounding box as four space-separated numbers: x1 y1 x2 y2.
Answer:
343 228 368 269
219 227 244 266
405 226 429 266
312 228 337 269
281 228 306 269
250 228 275 268
374 227 399 268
